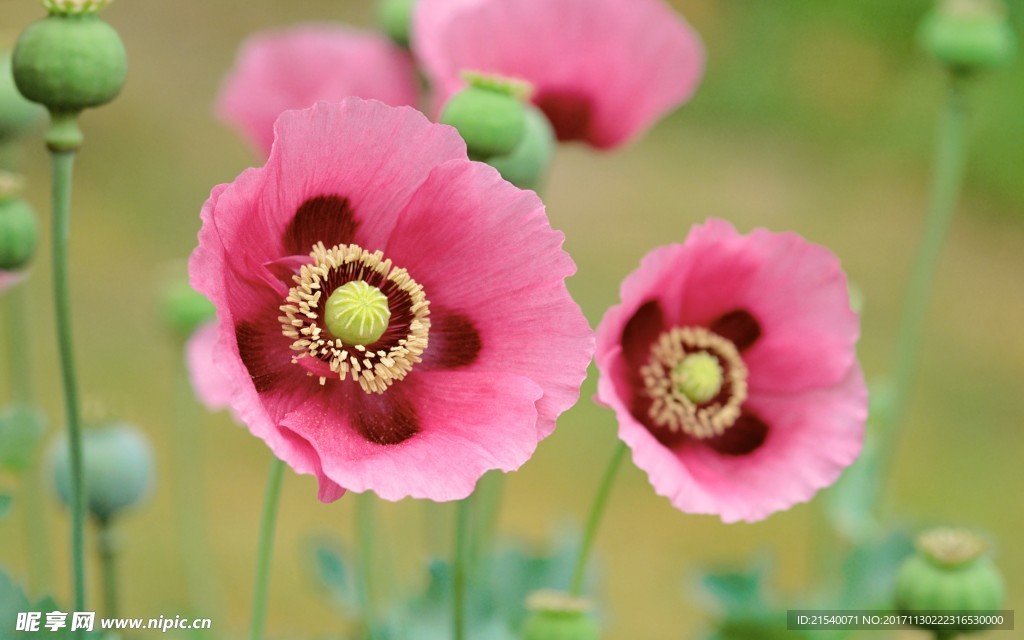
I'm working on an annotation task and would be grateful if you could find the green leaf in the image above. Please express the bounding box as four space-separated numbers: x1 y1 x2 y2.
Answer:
0 405 46 472
838 530 914 610
307 537 358 610
0 568 32 633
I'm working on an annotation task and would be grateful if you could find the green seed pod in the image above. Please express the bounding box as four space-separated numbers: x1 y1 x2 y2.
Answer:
919 0 1017 73
161 277 216 338
487 104 555 191
0 192 38 271
895 529 1005 632
441 73 531 161
51 422 155 522
0 52 44 144
12 13 127 114
522 591 601 640
377 0 417 49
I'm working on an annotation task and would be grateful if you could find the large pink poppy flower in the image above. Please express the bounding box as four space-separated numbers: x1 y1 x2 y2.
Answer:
413 0 704 149
216 25 420 156
595 220 866 523
190 98 593 502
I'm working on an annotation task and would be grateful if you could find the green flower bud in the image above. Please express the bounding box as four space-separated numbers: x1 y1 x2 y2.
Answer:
0 52 44 144
441 72 531 161
51 423 155 522
0 176 38 270
324 280 391 345
895 528 1005 631
487 104 555 191
920 0 1017 73
160 277 216 338
522 591 601 640
12 13 127 116
377 0 417 49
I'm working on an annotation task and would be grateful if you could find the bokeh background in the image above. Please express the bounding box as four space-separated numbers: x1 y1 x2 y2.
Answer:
1 0 1022 638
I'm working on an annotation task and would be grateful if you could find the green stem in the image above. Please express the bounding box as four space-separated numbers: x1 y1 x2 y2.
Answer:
569 442 628 597
5 286 51 595
171 347 221 616
467 471 504 571
97 518 118 618
879 76 969 478
355 491 377 639
250 457 285 640
50 147 87 615
453 496 472 640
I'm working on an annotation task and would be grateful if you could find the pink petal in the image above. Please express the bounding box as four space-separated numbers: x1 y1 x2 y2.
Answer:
613 363 867 523
217 25 420 156
185 321 233 410
0 270 25 293
384 160 593 438
415 0 704 148
281 371 544 501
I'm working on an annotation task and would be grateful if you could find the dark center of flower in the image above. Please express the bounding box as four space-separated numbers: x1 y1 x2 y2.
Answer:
279 242 430 394
641 326 748 439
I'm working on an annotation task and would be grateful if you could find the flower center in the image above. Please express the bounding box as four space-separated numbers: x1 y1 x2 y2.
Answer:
641 326 748 439
280 242 430 394
324 280 391 345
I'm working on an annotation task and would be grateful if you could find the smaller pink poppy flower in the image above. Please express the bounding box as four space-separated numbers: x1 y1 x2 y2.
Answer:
414 0 704 149
190 98 593 502
595 220 866 523
216 25 420 156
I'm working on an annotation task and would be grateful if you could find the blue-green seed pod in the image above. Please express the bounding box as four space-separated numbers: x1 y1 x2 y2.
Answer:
161 277 216 338
51 423 155 522
12 12 127 115
377 0 417 49
0 52 44 143
895 528 1005 632
522 591 601 640
0 190 38 271
441 73 531 161
919 0 1016 73
488 104 555 191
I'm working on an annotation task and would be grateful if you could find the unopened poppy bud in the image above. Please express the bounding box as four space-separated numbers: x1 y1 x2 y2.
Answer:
51 423 154 522
919 0 1016 73
895 528 1005 629
0 174 37 271
377 0 416 48
161 278 216 338
441 72 531 161
487 104 555 191
12 7 127 149
522 590 601 640
0 52 44 144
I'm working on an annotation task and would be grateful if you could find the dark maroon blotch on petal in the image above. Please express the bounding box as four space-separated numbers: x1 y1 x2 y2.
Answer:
622 300 666 370
710 309 761 352
353 389 420 445
284 195 359 255
534 90 594 143
420 310 482 370
704 412 769 456
236 321 288 393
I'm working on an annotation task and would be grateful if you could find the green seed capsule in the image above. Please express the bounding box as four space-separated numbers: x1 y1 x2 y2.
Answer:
377 0 417 49
441 73 531 161
487 104 555 191
919 0 1016 73
0 52 44 144
13 13 127 114
522 591 601 640
0 196 38 271
161 278 217 338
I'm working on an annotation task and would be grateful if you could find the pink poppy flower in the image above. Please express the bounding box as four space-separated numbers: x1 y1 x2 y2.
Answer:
216 25 420 156
413 0 704 149
595 220 866 523
189 98 593 502
0 271 25 294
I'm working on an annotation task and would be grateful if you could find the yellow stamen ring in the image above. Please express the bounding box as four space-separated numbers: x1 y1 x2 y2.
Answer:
641 326 747 439
279 242 429 394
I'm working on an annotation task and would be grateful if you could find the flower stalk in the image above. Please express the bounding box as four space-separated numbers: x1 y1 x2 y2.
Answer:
570 441 628 596
250 457 285 640
355 491 378 639
96 517 119 618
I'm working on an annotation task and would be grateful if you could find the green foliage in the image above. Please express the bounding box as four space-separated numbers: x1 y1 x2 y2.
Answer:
0 570 101 639
0 405 46 473
837 531 914 610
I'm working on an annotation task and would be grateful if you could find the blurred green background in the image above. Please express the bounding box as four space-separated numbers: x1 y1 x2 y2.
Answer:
1 0 1022 638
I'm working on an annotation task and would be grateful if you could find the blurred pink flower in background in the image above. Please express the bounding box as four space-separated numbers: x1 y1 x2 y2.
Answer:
595 219 866 523
0 271 24 294
216 25 420 156
190 98 593 502
414 0 704 149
